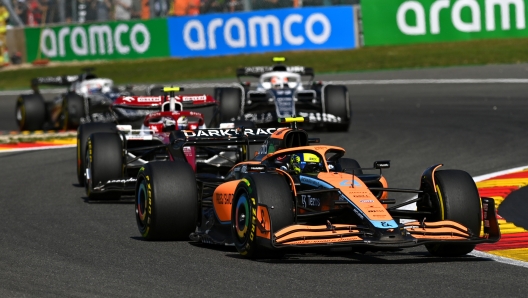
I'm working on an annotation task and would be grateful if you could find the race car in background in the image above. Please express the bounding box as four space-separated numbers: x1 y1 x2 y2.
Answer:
134 117 500 259
77 87 222 199
211 57 351 131
15 68 133 131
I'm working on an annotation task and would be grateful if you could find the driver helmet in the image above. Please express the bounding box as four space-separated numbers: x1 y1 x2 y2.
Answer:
87 83 102 94
101 83 112 94
271 76 288 89
290 153 322 174
177 116 188 130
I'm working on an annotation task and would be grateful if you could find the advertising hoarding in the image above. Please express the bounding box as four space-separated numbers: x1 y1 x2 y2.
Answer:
167 6 357 58
25 19 169 62
362 0 528 46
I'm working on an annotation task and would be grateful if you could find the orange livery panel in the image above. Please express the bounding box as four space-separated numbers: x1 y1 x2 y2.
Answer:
213 180 239 222
317 172 394 221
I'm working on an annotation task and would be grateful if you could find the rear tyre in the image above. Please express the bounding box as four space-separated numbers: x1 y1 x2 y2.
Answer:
135 161 198 240
425 170 481 257
324 85 350 132
77 123 117 186
61 92 85 130
212 87 242 126
15 94 47 131
85 133 123 200
231 174 294 258
338 158 363 175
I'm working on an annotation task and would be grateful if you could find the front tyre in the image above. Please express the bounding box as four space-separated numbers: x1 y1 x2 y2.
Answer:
85 132 123 200
135 161 198 240
77 123 117 186
231 174 294 258
324 85 351 132
211 87 242 126
425 170 482 257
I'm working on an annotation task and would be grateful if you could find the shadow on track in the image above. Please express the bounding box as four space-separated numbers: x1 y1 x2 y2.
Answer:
147 241 496 265
80 195 135 204
223 251 493 265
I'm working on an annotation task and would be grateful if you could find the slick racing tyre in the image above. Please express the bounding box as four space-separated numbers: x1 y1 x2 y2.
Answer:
15 94 47 131
77 123 117 186
337 158 363 175
231 174 294 259
85 132 123 200
424 170 482 257
135 160 198 240
61 92 85 130
212 87 242 126
324 85 351 132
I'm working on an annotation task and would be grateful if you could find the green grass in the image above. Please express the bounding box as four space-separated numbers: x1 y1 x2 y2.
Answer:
2 37 528 90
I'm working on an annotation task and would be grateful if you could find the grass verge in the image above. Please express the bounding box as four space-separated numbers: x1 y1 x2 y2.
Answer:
1 37 528 90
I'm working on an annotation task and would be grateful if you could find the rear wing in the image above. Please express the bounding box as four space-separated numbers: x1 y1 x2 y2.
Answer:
173 127 277 146
30 68 97 93
169 127 277 160
31 75 80 93
236 65 314 80
112 94 216 109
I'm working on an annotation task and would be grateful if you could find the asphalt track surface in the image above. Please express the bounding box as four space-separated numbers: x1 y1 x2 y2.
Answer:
1 64 528 297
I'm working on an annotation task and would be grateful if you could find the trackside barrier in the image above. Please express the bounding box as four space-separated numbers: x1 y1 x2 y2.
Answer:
361 0 528 46
167 6 358 58
24 19 170 63
19 6 359 63
15 1 528 63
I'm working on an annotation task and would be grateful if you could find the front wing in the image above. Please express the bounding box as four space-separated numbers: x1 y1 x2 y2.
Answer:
262 198 500 250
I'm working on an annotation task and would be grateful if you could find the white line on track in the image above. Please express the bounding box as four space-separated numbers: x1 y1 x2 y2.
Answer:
330 78 528 85
0 78 527 96
473 165 528 182
469 251 528 268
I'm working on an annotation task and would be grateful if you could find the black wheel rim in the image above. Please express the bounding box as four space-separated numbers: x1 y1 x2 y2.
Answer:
234 191 250 243
136 179 148 230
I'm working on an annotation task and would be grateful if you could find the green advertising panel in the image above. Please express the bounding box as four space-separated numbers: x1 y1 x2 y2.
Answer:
362 0 528 46
25 19 169 62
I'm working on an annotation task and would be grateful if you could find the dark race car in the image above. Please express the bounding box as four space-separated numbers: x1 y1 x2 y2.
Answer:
211 57 351 131
78 87 227 200
15 68 133 131
133 117 500 259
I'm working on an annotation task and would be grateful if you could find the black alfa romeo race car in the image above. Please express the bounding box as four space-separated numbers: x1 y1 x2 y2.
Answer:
76 87 219 197
15 68 133 131
211 58 351 131
132 118 500 259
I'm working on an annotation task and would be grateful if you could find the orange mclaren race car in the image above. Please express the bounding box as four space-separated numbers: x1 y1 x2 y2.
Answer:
135 118 500 258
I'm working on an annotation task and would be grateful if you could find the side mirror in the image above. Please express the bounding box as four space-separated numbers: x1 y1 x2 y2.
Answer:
374 160 390 169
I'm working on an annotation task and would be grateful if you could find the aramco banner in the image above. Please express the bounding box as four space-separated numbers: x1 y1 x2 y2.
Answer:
362 0 528 46
167 6 357 58
24 19 169 62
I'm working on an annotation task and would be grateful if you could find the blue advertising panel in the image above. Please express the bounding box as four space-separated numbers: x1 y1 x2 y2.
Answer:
167 6 356 58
